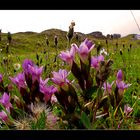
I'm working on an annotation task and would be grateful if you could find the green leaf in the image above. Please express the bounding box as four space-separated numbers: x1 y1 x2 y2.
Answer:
80 111 91 129
84 86 98 99
31 111 46 130
98 95 108 109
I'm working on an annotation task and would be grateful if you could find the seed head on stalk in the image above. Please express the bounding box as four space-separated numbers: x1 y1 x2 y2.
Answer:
54 35 58 47
75 33 79 42
67 20 75 49
7 32 12 44
46 37 49 46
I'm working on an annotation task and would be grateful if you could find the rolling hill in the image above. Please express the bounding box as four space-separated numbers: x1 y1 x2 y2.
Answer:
0 28 139 55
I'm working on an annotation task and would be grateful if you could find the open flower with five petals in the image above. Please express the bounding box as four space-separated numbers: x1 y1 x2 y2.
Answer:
59 44 76 66
75 38 95 63
51 69 70 91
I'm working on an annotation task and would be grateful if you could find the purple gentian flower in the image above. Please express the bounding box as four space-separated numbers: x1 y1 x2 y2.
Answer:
124 104 133 116
117 70 123 81
51 69 69 86
85 38 93 48
40 77 49 87
22 59 34 75
91 55 104 70
22 59 43 83
40 78 57 102
0 110 8 123
116 81 131 94
116 69 131 92
0 92 12 111
75 38 95 63
40 85 57 102
51 69 70 90
59 44 76 66
10 73 26 90
28 65 43 83
103 81 114 94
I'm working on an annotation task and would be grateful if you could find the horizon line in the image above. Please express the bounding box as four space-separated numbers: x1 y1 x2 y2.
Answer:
0 28 138 37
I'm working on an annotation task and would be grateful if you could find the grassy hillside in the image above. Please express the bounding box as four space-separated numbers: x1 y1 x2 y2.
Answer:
0 28 140 68
0 29 140 76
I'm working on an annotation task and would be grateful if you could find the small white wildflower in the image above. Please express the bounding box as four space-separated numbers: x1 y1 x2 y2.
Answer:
13 63 21 71
0 49 2 52
100 48 108 56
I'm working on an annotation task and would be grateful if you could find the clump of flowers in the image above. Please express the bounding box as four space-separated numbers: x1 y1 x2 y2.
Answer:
0 38 132 130
50 38 132 129
9 59 57 114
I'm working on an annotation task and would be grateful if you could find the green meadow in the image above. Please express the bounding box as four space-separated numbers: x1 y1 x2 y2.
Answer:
0 29 140 129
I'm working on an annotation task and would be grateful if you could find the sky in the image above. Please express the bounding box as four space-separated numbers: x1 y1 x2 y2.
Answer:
0 10 140 37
